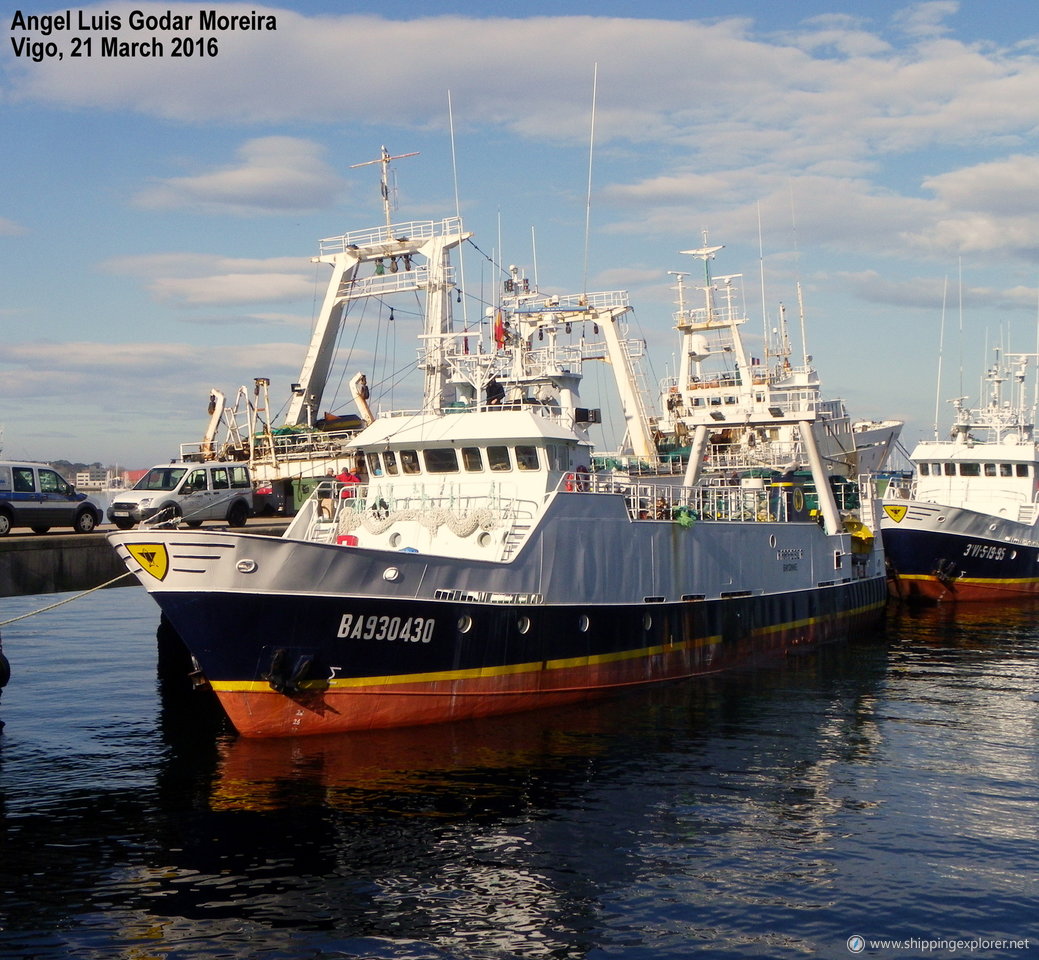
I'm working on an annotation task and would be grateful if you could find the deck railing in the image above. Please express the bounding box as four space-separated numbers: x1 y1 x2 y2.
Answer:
288 471 869 548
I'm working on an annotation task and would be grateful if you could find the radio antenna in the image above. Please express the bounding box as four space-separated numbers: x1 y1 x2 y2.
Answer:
582 62 598 297
351 145 419 229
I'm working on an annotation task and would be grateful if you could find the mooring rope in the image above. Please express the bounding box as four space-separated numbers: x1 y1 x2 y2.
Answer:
0 571 136 628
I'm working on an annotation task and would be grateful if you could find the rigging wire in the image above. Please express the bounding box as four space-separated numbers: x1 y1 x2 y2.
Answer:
448 90 470 335
787 179 809 366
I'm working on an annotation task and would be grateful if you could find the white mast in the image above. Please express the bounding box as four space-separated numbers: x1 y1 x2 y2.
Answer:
285 149 471 425
350 145 419 230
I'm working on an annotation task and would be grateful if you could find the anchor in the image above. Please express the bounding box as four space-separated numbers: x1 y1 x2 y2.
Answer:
262 648 320 694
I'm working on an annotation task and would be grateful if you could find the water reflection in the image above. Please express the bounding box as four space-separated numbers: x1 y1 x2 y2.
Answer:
2 589 1039 957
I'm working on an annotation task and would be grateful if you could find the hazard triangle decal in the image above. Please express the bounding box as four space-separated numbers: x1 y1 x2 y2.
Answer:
127 543 169 581
883 504 908 523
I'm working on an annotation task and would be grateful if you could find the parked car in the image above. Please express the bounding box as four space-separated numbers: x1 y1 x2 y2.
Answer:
108 461 253 530
0 460 104 535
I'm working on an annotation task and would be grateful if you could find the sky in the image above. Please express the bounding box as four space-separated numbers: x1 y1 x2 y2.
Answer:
3 0 1039 468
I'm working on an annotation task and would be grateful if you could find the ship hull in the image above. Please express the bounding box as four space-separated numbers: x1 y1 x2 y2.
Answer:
114 531 884 736
160 584 882 736
882 500 1039 601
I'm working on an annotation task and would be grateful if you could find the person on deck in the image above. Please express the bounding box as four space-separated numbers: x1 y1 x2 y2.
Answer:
486 375 505 406
336 466 361 498
318 469 336 518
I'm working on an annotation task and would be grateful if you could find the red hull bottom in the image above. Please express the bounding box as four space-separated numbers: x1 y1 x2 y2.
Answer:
888 574 1039 603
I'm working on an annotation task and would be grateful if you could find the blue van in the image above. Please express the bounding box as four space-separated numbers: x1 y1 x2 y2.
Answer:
0 461 104 535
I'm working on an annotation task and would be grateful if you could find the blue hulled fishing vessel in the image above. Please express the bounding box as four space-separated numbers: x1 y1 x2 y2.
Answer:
110 153 888 736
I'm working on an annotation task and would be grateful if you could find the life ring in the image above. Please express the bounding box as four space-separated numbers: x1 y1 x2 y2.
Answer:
565 473 576 492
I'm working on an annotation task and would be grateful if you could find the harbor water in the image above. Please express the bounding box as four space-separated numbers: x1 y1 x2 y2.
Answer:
1 587 1037 958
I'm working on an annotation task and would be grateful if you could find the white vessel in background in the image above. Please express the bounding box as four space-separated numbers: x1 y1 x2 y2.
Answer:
883 350 1039 601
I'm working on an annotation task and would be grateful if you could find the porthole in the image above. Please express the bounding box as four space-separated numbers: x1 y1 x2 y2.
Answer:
578 614 590 632
389 532 401 548
236 559 257 574
383 566 400 582
458 615 473 634
478 531 492 547
769 535 777 548
643 612 652 631
517 616 531 634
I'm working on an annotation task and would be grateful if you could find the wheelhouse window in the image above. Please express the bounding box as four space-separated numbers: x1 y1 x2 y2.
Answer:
383 452 399 476
919 463 930 476
366 453 383 476
1017 464 1030 477
423 448 459 473
487 446 511 471
399 450 421 475
547 444 570 471
515 445 540 470
943 463 956 476
960 463 980 477
461 447 483 471
1001 464 1013 477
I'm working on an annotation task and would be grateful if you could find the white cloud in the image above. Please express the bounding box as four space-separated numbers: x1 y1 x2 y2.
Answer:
0 339 306 416
150 271 313 305
8 5 1033 158
892 1 959 39
788 13 893 56
103 251 316 307
134 136 344 214
923 155 1039 216
10 6 1039 258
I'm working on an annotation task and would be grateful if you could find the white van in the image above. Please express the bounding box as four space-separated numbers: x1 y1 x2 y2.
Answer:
108 461 253 530
0 461 104 536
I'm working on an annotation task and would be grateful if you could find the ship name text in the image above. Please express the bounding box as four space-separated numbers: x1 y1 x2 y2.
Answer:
962 543 1007 561
337 613 435 644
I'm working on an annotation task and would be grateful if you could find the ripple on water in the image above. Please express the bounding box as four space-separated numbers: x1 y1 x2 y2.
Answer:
2 590 1039 957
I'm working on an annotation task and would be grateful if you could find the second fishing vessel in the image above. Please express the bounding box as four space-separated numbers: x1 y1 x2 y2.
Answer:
883 350 1039 601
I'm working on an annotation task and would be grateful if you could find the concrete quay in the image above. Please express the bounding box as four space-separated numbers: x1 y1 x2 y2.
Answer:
0 519 290 598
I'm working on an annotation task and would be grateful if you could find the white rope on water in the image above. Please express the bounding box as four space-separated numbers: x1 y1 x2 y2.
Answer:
0 571 136 628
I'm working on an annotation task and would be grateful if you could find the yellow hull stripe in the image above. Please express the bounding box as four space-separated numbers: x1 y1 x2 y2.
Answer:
211 633 723 693
894 573 1039 587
